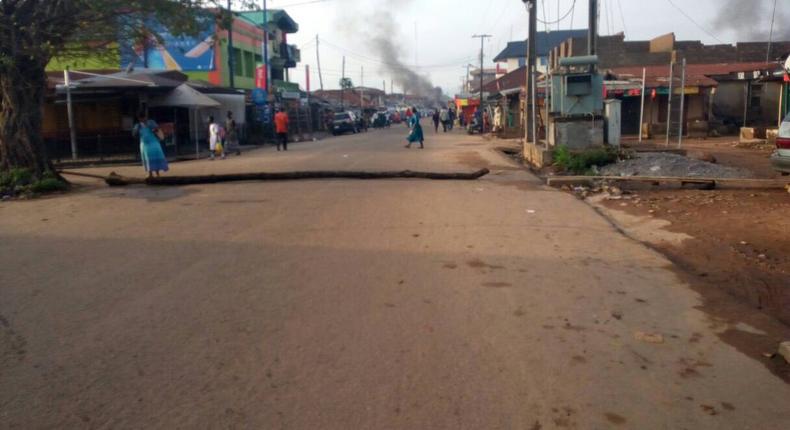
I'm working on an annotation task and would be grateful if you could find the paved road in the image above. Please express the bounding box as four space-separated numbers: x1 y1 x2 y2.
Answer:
1 124 789 429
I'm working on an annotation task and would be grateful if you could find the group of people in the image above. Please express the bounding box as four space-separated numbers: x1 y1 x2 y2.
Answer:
431 107 457 133
207 111 242 160
134 108 293 176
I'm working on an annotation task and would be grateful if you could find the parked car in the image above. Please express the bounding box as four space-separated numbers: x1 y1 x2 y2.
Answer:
372 112 391 128
332 111 358 135
771 112 790 175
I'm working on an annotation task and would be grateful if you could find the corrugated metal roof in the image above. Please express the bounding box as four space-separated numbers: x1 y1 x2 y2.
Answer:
608 62 780 88
482 66 527 93
493 30 588 62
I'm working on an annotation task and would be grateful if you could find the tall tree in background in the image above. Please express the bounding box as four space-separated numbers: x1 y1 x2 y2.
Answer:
339 78 354 90
0 0 248 179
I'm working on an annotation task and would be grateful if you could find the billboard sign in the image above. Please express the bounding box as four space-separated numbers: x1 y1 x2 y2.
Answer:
120 13 216 72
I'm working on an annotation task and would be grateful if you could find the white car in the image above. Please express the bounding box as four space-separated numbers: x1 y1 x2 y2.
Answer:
771 112 790 175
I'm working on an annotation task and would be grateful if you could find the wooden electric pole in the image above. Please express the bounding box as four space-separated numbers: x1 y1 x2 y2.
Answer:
472 34 492 112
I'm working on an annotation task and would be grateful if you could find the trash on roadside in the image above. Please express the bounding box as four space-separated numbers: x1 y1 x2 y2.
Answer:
526 209 536 214
634 331 664 344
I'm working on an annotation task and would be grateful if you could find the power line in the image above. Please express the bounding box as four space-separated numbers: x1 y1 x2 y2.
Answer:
616 0 627 35
665 0 726 44
767 0 778 62
536 0 577 25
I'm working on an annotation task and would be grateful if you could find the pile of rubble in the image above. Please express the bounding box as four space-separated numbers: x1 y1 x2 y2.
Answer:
565 182 632 200
599 152 753 179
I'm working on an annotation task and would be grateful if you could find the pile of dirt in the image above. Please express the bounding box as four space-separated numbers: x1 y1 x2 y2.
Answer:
600 152 754 178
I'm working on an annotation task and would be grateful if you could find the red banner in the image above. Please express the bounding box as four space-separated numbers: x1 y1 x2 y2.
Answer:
255 66 267 90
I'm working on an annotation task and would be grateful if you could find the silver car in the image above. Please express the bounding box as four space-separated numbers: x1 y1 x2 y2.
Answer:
771 112 790 175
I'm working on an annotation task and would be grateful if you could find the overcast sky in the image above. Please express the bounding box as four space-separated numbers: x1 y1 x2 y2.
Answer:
244 0 783 95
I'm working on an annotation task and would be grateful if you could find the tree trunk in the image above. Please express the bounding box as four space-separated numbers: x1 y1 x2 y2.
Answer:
100 169 491 187
0 55 53 177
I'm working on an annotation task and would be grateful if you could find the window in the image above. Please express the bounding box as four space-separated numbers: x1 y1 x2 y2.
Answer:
244 51 254 78
232 48 243 77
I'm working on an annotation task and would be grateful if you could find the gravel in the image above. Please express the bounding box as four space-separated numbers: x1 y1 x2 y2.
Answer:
599 152 754 179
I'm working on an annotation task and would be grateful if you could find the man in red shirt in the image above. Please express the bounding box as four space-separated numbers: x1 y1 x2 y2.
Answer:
274 108 290 151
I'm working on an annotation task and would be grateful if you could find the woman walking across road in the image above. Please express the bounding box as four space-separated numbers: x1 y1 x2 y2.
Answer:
405 106 424 149
432 110 440 132
132 111 168 178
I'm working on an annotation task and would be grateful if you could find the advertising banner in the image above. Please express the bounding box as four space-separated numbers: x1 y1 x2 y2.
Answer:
120 13 216 72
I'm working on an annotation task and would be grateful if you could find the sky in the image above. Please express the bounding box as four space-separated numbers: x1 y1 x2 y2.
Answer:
236 0 785 95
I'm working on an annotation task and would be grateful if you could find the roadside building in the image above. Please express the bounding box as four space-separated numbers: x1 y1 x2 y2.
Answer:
466 68 499 93
481 66 528 137
46 69 245 161
493 30 588 74
607 62 782 138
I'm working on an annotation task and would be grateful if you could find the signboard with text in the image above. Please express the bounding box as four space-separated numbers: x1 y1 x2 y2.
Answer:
255 65 267 90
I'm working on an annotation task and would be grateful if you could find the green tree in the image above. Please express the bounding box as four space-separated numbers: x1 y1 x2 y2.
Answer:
339 77 354 90
0 0 249 180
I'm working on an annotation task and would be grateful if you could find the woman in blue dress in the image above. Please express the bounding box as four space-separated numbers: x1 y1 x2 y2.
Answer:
132 111 169 178
405 106 424 149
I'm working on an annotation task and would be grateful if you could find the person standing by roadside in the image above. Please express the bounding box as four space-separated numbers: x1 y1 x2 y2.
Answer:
439 107 449 132
208 115 225 160
432 110 440 132
448 108 456 131
274 108 290 151
132 111 168 178
225 111 240 156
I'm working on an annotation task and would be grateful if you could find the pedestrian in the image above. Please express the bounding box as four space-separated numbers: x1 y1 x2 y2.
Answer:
432 110 440 132
225 111 241 156
405 106 424 149
405 108 413 128
208 115 225 160
448 108 456 131
132 111 168 178
439 107 449 132
483 110 491 133
274 108 289 151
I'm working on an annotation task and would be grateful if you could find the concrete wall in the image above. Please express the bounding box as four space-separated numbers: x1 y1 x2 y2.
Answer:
557 34 790 70
650 33 675 53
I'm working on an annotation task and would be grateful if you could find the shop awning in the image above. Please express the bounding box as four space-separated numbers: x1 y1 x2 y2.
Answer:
149 84 220 108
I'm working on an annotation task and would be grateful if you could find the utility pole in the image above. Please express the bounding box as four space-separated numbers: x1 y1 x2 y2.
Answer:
524 0 537 143
316 34 324 90
64 67 78 160
665 60 674 146
360 66 364 110
341 55 346 109
472 34 492 116
261 0 270 93
465 64 471 93
638 67 646 143
678 57 686 148
227 0 235 88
